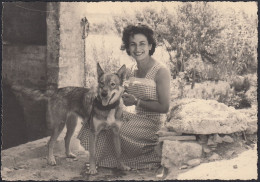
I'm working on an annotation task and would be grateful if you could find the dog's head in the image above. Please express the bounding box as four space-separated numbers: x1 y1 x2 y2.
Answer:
97 63 126 106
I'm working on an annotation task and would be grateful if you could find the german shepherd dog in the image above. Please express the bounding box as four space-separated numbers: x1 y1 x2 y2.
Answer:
11 63 130 174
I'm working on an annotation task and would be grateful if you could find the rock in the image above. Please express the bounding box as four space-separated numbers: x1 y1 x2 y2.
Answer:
208 153 220 161
161 141 202 168
213 134 222 143
2 167 12 173
187 159 201 167
166 99 248 134
222 135 234 143
179 165 188 170
245 145 250 149
226 150 235 158
203 146 211 154
209 153 220 161
17 164 28 169
197 135 208 144
233 164 238 169
207 136 216 146
245 124 257 135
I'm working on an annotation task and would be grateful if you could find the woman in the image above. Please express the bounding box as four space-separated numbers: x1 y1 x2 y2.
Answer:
78 24 171 171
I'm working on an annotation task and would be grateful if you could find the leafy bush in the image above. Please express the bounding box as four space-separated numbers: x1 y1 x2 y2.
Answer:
171 80 253 109
84 35 122 87
244 74 257 105
111 2 257 81
230 76 250 92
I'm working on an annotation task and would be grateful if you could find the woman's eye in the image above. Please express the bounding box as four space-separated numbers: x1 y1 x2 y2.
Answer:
111 83 115 87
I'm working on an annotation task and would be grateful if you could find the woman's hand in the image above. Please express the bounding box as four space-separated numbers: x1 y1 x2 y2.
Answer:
122 93 137 106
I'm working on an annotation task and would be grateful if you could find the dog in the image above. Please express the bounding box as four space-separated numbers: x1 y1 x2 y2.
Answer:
11 63 130 174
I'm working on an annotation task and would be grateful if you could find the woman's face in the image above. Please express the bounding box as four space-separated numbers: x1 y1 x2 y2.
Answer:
128 33 152 62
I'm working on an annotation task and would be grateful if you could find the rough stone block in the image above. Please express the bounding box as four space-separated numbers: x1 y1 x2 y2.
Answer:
166 99 248 134
207 135 215 146
208 153 220 161
246 125 257 135
203 146 211 154
197 135 208 144
213 134 223 143
221 135 234 143
187 158 201 167
161 140 202 168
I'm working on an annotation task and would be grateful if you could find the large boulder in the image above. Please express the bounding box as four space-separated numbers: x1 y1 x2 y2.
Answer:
166 99 248 134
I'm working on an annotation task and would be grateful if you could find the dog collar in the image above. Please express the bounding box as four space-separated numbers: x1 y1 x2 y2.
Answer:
94 97 120 110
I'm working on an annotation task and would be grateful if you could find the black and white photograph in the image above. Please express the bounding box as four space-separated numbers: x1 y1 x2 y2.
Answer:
1 1 258 180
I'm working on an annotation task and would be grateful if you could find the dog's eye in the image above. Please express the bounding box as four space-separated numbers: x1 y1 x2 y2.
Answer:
111 83 115 87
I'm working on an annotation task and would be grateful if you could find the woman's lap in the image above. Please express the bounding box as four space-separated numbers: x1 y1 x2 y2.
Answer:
77 111 162 169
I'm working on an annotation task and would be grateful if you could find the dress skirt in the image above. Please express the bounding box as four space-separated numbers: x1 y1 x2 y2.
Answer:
77 111 162 169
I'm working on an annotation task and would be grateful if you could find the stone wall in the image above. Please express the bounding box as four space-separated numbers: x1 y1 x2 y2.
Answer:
46 2 60 89
58 2 86 87
2 2 89 148
46 2 86 88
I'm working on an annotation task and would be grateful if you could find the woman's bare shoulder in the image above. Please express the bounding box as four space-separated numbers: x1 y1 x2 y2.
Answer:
155 63 171 81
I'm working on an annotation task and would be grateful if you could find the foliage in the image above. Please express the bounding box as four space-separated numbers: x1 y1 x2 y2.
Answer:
170 79 253 109
89 22 116 35
110 2 257 81
166 3 224 73
84 35 122 87
87 2 257 109
219 10 258 76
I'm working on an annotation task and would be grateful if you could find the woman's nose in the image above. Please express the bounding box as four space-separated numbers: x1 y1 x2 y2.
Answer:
136 45 141 51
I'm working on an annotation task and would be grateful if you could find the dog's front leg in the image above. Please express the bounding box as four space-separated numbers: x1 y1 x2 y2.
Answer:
112 124 131 171
88 117 105 174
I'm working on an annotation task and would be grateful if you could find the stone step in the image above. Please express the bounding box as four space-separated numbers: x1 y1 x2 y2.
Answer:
159 135 196 142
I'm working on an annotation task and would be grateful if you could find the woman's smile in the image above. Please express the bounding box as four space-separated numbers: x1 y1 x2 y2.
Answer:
134 52 144 56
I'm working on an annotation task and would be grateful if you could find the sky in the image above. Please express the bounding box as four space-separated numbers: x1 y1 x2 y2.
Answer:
77 1 258 24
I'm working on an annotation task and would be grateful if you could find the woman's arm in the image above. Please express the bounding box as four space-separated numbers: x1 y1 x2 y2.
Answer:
122 66 171 113
138 67 170 113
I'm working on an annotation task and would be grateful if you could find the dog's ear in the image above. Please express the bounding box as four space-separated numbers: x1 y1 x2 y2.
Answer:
117 64 126 83
97 63 104 79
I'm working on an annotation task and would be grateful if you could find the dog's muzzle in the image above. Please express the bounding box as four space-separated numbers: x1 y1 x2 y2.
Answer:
101 90 108 98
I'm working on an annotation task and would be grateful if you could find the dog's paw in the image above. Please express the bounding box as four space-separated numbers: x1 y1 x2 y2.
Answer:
88 167 98 175
47 156 57 166
120 164 131 171
66 152 76 158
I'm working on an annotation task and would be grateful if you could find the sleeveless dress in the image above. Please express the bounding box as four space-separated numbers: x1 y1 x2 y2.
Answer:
77 62 165 169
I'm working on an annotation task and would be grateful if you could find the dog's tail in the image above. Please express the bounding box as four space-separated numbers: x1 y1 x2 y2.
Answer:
11 84 55 101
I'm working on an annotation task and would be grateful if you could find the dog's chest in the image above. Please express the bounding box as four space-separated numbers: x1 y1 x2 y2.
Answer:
93 107 121 130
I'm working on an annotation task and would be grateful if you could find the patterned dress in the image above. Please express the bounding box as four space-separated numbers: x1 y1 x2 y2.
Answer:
77 62 166 169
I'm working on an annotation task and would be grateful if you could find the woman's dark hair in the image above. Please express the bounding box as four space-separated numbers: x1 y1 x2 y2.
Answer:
122 24 156 56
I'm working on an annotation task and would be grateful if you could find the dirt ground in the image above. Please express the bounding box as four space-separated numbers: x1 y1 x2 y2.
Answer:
1 123 258 181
